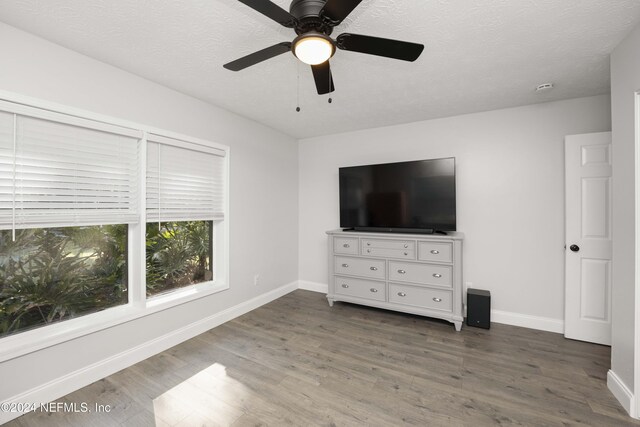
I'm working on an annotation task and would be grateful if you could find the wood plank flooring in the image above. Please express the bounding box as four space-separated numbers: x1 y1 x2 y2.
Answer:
7 290 639 426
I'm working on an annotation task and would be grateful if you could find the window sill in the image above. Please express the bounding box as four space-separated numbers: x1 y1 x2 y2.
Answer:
146 280 229 313
0 280 229 363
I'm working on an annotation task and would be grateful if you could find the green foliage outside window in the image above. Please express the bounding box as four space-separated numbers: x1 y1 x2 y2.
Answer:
146 221 213 296
0 221 213 338
0 225 128 337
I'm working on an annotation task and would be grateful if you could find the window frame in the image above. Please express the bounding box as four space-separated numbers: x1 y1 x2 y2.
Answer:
0 90 230 363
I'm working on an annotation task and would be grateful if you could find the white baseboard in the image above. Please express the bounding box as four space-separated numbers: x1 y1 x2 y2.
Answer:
0 281 298 425
490 309 564 334
297 281 564 334
298 280 328 293
607 370 636 418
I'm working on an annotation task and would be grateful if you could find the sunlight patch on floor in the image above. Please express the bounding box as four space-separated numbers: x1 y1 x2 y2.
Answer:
152 363 249 426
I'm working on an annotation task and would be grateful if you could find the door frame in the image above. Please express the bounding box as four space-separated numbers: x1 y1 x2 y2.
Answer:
634 90 640 419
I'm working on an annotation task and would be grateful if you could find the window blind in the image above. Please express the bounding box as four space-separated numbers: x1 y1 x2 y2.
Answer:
146 135 226 223
0 112 14 233
0 112 140 230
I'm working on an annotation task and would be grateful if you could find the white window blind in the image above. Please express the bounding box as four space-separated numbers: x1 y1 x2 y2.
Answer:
0 111 140 231
0 111 14 233
146 134 226 223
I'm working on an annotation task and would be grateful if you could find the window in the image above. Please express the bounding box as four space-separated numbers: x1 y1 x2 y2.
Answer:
0 106 139 338
0 97 229 358
145 135 225 296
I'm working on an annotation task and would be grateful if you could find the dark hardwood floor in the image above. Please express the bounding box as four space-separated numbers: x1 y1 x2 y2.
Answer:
7 290 639 426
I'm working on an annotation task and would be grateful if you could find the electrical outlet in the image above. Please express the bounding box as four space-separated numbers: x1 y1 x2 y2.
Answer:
254 274 260 286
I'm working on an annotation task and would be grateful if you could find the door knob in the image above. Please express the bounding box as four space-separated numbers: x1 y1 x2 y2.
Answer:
570 244 580 252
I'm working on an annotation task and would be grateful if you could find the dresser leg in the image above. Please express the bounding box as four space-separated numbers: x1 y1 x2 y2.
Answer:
454 321 462 332
327 297 334 307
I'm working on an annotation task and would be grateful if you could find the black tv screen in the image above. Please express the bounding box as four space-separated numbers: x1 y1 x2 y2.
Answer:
339 158 456 232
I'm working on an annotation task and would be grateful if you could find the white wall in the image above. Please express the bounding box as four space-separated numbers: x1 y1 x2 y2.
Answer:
299 95 611 327
0 22 298 402
611 21 640 400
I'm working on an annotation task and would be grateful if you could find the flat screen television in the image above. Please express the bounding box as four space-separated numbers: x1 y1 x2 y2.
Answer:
339 157 456 233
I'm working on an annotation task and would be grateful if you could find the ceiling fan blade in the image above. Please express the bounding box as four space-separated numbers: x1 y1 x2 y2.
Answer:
337 33 424 62
311 61 335 95
321 0 363 24
223 42 292 71
236 0 297 27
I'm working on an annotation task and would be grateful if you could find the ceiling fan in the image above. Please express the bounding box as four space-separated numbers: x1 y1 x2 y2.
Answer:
223 0 425 95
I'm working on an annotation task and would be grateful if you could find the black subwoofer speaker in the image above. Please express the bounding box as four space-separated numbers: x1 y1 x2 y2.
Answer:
467 289 491 329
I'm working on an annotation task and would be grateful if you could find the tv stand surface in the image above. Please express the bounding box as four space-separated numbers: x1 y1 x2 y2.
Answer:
343 227 451 235
326 229 464 331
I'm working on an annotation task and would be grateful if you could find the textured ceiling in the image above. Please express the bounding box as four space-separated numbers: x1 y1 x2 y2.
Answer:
0 0 639 139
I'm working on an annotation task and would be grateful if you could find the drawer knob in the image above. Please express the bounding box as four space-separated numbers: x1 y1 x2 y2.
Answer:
404 252 408 256
370 288 378 293
431 250 440 254
342 263 349 268
404 244 408 248
367 249 371 253
367 242 371 246
342 284 349 288
398 292 407 297
432 297 442 302
343 243 350 248
433 273 442 278
398 269 406 274
370 266 378 271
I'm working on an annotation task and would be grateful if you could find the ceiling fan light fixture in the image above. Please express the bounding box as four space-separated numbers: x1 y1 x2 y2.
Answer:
224 0 425 95
293 33 335 65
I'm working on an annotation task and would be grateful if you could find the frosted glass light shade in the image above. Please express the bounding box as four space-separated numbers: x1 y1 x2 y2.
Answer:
294 36 334 65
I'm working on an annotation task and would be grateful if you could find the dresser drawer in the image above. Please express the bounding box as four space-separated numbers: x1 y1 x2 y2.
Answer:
362 247 416 260
389 283 452 312
362 238 416 251
388 261 452 287
334 237 359 255
334 276 386 302
418 241 453 263
335 256 386 280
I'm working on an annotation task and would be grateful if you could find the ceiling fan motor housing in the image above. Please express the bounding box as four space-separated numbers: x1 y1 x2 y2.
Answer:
290 0 325 19
289 0 333 35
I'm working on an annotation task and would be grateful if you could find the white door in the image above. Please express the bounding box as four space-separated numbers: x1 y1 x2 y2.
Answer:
565 132 612 345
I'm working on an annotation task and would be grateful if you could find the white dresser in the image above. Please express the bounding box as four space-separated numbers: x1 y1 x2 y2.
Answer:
326 229 464 331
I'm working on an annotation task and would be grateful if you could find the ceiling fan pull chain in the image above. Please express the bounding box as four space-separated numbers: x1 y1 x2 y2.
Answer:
328 65 332 104
296 61 301 112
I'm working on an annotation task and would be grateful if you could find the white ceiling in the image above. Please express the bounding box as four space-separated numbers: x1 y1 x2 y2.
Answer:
1 0 639 139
